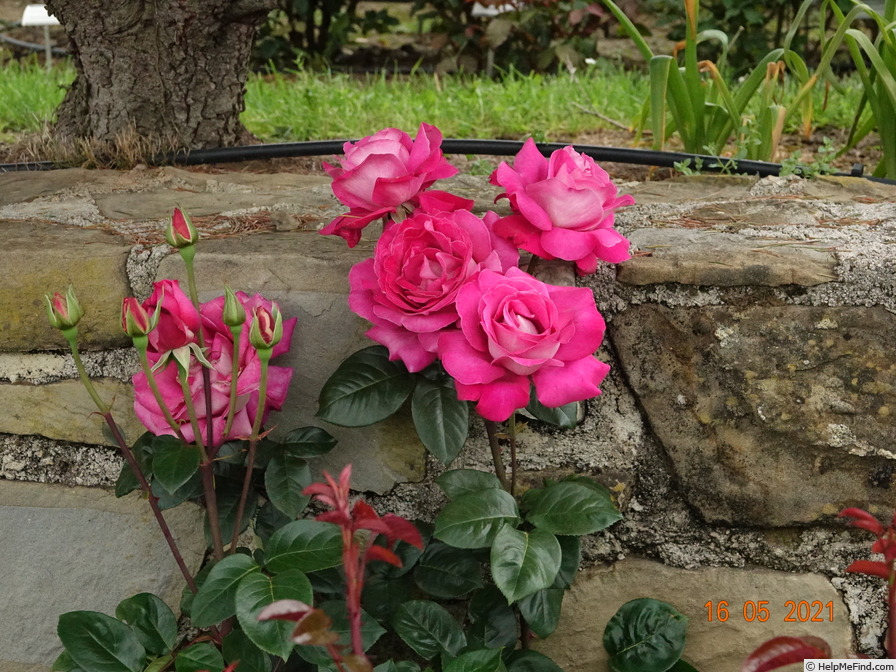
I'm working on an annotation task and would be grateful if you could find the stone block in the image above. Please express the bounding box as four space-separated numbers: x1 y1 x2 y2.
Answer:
0 220 132 352
535 557 852 672
618 228 837 287
0 379 142 446
155 232 426 493
611 304 896 525
0 481 205 671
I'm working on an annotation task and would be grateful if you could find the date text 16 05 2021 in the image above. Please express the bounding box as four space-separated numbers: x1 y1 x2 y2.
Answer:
704 600 835 623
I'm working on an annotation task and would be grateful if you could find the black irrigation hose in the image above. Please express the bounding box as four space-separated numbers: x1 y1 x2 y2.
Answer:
0 32 67 55
2 138 895 186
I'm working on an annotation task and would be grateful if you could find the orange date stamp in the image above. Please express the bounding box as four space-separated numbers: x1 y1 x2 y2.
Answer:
704 600 836 623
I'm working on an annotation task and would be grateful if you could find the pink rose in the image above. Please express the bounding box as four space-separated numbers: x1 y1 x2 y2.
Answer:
142 279 201 353
349 206 518 372
321 123 458 247
133 289 296 448
490 139 635 274
437 267 610 421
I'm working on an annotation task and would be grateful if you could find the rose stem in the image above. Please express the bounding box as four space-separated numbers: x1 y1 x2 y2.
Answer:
484 420 510 491
229 350 270 552
64 332 197 592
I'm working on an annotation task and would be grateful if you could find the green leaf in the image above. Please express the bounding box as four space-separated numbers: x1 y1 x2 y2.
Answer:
144 655 174 672
254 500 293 545
236 569 313 660
114 593 177 656
603 598 688 672
264 519 343 573
51 650 84 672
223 628 273 672
265 452 311 517
554 535 581 589
444 648 505 672
433 489 520 549
174 642 224 672
115 433 153 498
191 554 260 628
526 481 621 535
317 345 415 426
505 650 564 672
667 660 700 672
391 600 466 660
467 587 517 649
362 574 415 622
435 469 503 500
411 373 469 465
490 525 561 604
295 601 386 664
375 662 421 672
413 542 483 599
152 472 201 510
57 611 146 672
151 438 200 493
518 588 564 638
525 387 577 429
281 426 339 457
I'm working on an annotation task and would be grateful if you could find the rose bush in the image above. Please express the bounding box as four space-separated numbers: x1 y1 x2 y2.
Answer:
321 123 458 247
133 281 296 447
437 267 611 421
490 138 634 274
348 204 518 372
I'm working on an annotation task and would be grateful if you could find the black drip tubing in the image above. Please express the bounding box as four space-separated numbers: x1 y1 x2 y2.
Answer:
2 138 893 185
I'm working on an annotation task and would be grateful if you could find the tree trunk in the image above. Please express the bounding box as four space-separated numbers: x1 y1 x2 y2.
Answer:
44 0 275 150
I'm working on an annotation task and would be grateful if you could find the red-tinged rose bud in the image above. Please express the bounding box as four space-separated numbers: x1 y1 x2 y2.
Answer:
121 297 153 337
45 286 84 332
222 286 245 328
249 304 283 351
165 207 198 248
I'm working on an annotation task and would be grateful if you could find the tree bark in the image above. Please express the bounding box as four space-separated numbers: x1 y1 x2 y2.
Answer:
45 0 276 150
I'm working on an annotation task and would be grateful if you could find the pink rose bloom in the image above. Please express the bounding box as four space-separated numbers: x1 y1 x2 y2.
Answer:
349 206 518 372
438 267 610 422
141 279 202 353
321 123 458 247
490 139 635 274
133 287 296 448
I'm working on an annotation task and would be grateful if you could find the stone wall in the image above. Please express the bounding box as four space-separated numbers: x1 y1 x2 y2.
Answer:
1 167 895 671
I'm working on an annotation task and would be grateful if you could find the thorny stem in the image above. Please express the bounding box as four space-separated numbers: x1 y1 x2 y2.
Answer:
509 414 518 497
102 411 198 591
223 326 242 439
484 420 510 491
65 333 110 414
229 350 270 553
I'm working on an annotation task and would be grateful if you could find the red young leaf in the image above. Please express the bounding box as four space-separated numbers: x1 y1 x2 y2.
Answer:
257 599 314 623
380 513 424 549
846 559 892 579
742 636 831 672
365 544 403 567
839 508 886 536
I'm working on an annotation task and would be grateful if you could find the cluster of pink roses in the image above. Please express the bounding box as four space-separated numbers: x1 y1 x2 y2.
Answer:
323 124 633 421
131 279 296 447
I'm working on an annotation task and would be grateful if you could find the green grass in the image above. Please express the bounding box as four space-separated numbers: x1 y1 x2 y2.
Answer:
0 58 72 140
0 56 871 150
242 62 651 142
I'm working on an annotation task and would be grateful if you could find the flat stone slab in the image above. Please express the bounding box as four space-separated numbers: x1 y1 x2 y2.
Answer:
611 304 896 525
535 557 852 672
618 228 837 286
0 480 205 671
